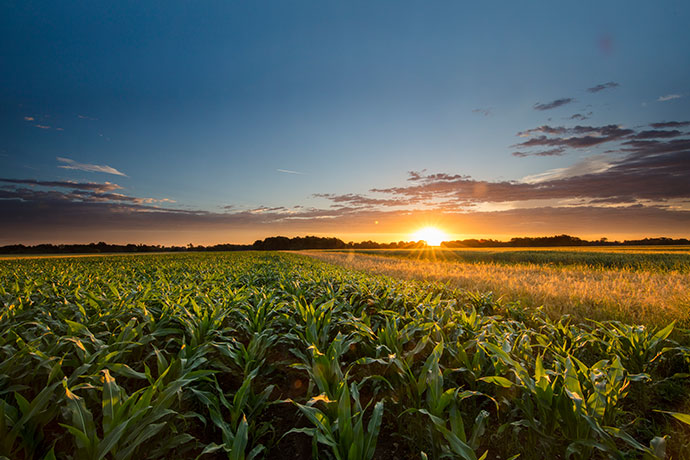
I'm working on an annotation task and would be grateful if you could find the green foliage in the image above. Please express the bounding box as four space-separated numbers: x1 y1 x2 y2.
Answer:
0 252 687 459
288 381 383 460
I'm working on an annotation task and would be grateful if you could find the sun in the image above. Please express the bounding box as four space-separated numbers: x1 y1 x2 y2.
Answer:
411 226 448 246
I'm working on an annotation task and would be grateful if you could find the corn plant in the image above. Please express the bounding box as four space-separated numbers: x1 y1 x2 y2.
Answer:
197 368 274 460
60 367 197 460
594 321 675 375
1 252 687 459
288 381 383 460
291 332 357 402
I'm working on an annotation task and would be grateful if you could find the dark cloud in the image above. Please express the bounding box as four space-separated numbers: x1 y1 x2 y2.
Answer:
513 124 634 150
568 113 590 121
513 121 690 157
649 121 690 129
587 81 619 93
0 187 169 206
512 148 566 157
630 130 683 140
313 193 419 207
0 178 122 192
620 138 690 157
354 132 690 205
533 98 574 111
518 126 568 136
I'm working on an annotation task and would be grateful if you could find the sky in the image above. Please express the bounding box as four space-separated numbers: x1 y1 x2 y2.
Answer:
1 1 689 245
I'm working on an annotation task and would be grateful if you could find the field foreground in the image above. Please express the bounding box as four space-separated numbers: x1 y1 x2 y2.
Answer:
1 252 689 459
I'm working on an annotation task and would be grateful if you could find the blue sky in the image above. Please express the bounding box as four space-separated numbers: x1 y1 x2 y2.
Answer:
1 1 689 244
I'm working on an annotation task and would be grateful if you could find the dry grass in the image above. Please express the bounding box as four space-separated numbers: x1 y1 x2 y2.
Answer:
304 251 690 326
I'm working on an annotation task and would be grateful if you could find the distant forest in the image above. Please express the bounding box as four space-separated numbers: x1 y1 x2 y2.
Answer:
1 234 689 254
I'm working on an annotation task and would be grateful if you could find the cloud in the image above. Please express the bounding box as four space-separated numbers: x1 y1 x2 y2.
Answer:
23 116 34 121
657 94 683 102
513 121 690 157
3 194 690 245
34 124 51 129
57 157 127 176
533 98 574 111
649 121 690 129
277 169 305 175
0 178 122 192
248 206 290 214
512 148 566 157
518 126 568 137
630 130 683 140
313 193 420 207
0 182 174 208
2 113 689 244
568 113 590 121
521 155 613 183
472 108 492 116
620 138 690 157
587 82 619 93
353 130 690 205
513 124 634 151
77 114 98 120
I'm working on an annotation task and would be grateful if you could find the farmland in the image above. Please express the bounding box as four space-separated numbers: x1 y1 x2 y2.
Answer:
1 252 689 459
305 248 690 327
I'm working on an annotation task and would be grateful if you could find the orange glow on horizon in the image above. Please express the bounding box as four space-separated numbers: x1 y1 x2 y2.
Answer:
410 226 448 246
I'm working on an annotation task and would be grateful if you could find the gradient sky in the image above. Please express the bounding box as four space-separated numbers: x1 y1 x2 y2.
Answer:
1 1 689 245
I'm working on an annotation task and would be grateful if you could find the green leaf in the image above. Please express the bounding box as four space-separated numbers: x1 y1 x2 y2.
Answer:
228 415 249 460
478 376 513 388
651 321 675 345
102 369 121 433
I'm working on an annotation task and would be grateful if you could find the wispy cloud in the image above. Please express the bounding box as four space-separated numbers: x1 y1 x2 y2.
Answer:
657 94 683 102
512 148 566 158
77 114 98 120
0 178 122 192
587 81 619 93
521 155 613 183
57 157 127 176
277 169 305 175
472 108 492 116
650 121 690 129
533 98 574 111
34 124 51 129
23 116 34 121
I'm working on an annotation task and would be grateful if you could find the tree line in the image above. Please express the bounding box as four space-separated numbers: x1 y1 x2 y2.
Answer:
1 234 688 254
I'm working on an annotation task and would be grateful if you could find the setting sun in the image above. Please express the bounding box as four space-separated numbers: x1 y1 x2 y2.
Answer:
411 227 448 246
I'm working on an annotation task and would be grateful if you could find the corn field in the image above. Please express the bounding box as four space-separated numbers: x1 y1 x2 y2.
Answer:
1 252 688 459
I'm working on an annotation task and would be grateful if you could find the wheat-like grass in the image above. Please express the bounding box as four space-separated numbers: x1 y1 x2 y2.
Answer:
305 251 690 326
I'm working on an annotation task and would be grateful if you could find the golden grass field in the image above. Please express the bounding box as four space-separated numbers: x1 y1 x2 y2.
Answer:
304 247 690 326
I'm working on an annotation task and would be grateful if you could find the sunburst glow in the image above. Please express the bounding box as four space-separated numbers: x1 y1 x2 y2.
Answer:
411 227 448 246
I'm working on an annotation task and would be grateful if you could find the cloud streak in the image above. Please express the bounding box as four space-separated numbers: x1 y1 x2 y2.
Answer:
533 98 574 111
57 157 127 176
657 94 683 102
650 121 690 129
277 169 305 175
587 81 619 93
472 108 492 116
0 178 122 192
